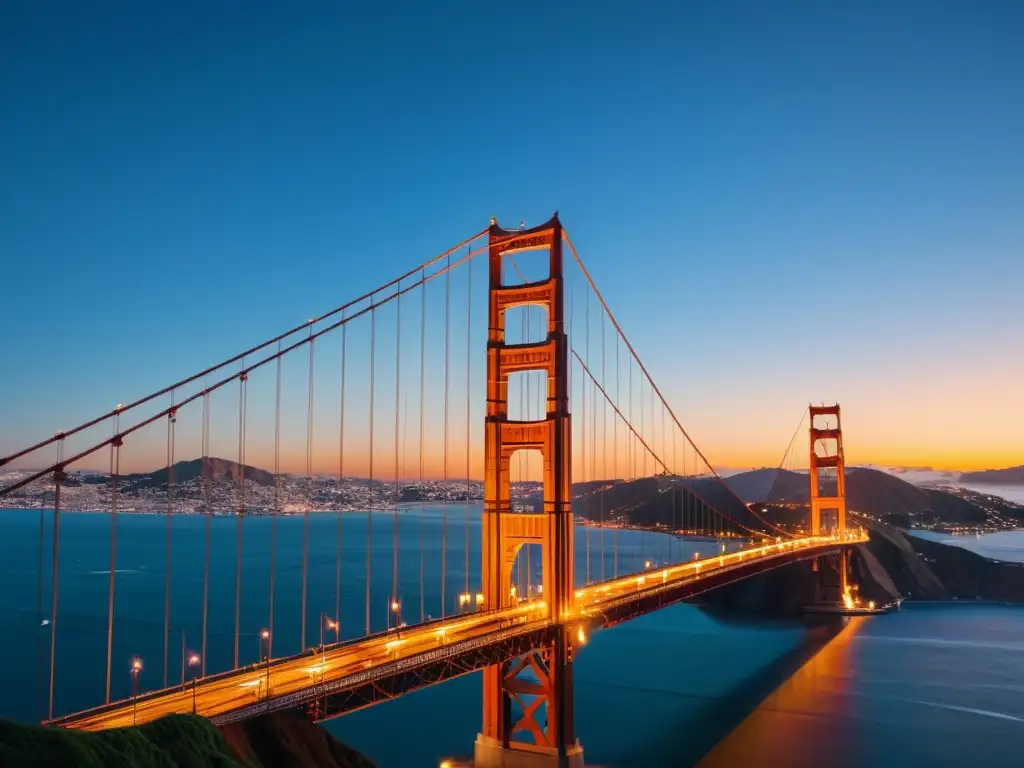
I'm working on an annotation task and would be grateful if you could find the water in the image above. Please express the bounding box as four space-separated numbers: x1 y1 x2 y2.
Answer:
909 529 1024 563
0 506 720 721
3 508 1022 766
957 483 1024 506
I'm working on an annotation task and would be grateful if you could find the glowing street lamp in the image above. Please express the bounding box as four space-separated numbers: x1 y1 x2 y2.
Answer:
188 653 201 714
130 657 143 725
457 592 471 612
259 629 271 700
387 598 402 630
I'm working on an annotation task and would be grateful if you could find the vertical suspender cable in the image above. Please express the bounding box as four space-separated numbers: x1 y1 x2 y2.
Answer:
393 283 402 615
584 286 590 583
48 439 64 721
464 254 472 598
600 310 606 581
336 324 346 639
272 342 282 656
441 253 450 616
105 410 121 702
614 334 620 579
36 463 45 718
235 361 248 667
201 392 211 676
418 270 426 623
302 331 314 649
163 392 176 687
366 305 376 636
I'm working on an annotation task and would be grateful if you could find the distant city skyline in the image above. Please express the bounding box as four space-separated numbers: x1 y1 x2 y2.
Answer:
2 3 1022 474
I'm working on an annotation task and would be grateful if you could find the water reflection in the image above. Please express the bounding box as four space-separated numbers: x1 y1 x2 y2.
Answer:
698 617 866 767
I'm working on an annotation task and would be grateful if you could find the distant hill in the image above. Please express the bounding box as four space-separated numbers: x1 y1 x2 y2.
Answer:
959 466 1024 485
724 466 1000 525
124 457 277 488
572 475 771 533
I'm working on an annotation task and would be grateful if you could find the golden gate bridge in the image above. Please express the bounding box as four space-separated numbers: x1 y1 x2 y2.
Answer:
0 214 866 767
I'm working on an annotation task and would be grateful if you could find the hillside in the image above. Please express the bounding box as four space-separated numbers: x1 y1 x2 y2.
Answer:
960 466 1024 485
0 711 376 768
572 475 768 532
724 466 1013 527
123 457 277 488
700 519 1024 614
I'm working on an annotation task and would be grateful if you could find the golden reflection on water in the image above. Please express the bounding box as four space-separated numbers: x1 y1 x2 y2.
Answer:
698 616 867 768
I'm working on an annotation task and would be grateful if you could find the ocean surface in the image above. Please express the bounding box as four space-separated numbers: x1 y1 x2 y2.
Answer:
957 483 1024 506
909 528 1024 563
2 508 1022 766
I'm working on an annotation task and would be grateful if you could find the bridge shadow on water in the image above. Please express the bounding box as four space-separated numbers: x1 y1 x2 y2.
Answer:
579 608 849 768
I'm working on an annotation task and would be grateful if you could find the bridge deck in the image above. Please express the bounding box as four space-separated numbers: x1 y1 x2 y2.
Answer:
48 534 862 731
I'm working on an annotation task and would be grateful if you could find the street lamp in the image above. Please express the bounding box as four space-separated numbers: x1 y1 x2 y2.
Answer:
130 657 143 725
320 613 339 663
457 592 471 612
188 653 200 714
388 598 401 630
260 629 270 700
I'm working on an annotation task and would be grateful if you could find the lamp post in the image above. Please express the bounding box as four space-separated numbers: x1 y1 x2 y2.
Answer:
388 598 401 630
188 653 200 714
130 657 142 725
259 629 270 701
320 613 339 664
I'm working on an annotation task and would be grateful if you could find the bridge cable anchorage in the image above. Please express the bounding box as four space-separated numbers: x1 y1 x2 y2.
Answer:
367 302 376 636
441 250 450 618
562 229 793 541
273 340 283 657
465 251 472 602
418 268 426 624
164 391 177 688
201 389 211 676
0 229 488 475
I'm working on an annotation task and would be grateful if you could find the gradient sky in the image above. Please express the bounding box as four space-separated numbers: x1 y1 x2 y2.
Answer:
2 2 1022 475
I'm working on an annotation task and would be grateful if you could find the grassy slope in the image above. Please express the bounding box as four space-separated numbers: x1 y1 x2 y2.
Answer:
0 711 377 768
0 715 245 768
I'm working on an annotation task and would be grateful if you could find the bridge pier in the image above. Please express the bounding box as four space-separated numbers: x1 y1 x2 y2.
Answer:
474 736 585 768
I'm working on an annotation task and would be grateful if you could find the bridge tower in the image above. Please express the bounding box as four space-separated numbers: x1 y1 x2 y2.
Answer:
475 214 584 768
809 404 846 538
809 404 850 599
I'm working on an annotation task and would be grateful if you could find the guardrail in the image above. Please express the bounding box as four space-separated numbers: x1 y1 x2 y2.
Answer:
211 617 554 725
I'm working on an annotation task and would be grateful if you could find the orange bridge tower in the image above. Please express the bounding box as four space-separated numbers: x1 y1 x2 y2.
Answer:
475 214 584 768
809 403 851 600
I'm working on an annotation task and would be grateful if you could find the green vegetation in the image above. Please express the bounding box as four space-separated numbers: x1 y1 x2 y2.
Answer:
0 711 378 768
0 714 245 768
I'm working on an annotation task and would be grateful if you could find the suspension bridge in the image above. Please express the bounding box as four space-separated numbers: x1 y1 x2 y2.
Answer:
0 214 866 767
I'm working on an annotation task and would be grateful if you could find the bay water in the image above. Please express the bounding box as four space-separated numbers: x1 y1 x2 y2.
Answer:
1 508 1022 766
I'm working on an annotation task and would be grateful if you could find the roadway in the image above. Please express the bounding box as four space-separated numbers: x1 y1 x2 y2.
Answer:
50 533 864 731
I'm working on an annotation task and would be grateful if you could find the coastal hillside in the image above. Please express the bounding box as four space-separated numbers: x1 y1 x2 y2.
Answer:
0 710 376 768
700 519 1024 614
959 466 1024 485
122 457 277 488
724 466 1021 527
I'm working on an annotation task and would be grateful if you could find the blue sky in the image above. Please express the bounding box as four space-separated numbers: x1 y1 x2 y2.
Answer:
2 2 1022 472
